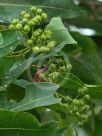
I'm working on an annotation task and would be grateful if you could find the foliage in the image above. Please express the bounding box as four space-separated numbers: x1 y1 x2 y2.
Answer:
0 0 102 136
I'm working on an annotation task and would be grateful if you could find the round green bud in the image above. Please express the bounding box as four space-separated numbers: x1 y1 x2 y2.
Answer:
33 31 40 37
78 100 84 106
44 30 52 35
50 63 56 70
76 112 80 116
36 8 42 14
27 39 33 46
37 28 43 33
31 36 36 41
36 38 41 43
32 47 39 53
47 41 56 49
32 18 39 24
28 20 34 26
15 23 22 30
12 19 19 24
41 34 47 40
43 47 50 52
84 95 90 101
60 66 66 72
9 24 15 29
39 73 46 79
20 11 27 16
41 13 47 19
52 72 59 79
24 13 30 19
22 18 29 24
30 6 37 12
39 47 45 52
23 25 30 32
35 15 42 21
72 99 79 105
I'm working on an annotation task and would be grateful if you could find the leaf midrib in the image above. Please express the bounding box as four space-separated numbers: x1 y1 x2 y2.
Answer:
0 3 74 12
10 94 57 111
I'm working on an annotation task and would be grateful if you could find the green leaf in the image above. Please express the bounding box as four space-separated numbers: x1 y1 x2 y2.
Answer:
0 33 3 46
61 73 84 90
0 0 81 23
0 110 57 136
0 30 23 57
85 84 102 99
0 82 60 111
0 57 23 78
94 117 102 136
0 54 43 91
70 33 102 84
46 17 76 45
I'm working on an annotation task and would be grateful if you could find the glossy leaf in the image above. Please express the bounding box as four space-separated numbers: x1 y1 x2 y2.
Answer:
0 33 3 46
0 110 57 136
0 54 43 91
0 57 23 78
0 82 60 111
0 0 81 23
0 30 23 57
46 17 76 45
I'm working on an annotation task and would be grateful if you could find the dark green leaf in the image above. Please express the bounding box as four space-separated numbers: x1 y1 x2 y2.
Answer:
0 54 43 91
0 57 23 78
0 82 60 111
0 110 57 136
0 0 81 23
0 30 23 57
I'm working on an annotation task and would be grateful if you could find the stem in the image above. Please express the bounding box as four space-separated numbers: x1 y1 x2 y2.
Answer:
55 92 68 101
12 48 29 54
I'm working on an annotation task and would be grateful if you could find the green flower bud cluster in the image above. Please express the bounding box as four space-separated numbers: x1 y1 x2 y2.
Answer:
31 29 56 53
9 6 47 32
78 87 91 103
62 87 91 127
9 6 56 54
66 97 90 127
38 56 69 82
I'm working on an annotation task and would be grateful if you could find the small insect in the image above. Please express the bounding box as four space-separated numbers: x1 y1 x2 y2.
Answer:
34 65 48 82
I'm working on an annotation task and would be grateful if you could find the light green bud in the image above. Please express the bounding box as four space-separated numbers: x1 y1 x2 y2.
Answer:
50 63 56 70
23 25 30 32
24 13 30 19
15 23 22 30
22 18 29 24
47 41 56 49
43 47 50 52
9 24 15 29
12 19 19 24
20 11 27 16
36 9 42 14
41 13 47 19
32 47 39 53
27 39 33 46
39 73 46 79
60 66 66 72
28 20 34 26
30 6 37 12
